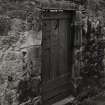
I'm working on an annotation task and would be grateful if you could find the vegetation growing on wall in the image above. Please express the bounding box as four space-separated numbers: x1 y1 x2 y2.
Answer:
0 0 105 105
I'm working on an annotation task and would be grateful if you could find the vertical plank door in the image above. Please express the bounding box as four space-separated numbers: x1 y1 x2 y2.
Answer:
41 10 75 105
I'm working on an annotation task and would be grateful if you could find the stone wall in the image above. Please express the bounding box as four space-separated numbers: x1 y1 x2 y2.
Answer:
0 17 42 104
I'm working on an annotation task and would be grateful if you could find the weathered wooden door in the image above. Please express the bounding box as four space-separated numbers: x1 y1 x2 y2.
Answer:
41 10 75 105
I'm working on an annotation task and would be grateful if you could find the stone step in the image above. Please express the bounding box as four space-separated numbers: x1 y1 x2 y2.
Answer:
52 96 74 105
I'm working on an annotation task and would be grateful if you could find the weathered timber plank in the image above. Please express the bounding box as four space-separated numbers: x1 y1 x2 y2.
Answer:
50 20 59 79
42 83 72 101
42 20 51 82
42 11 75 20
41 73 72 93
41 73 71 90
42 90 73 105
59 19 69 75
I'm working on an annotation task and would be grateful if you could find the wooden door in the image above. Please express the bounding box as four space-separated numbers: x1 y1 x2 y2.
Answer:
41 10 75 105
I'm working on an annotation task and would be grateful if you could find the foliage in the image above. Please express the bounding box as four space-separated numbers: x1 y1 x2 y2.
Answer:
81 39 104 78
70 1 105 105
